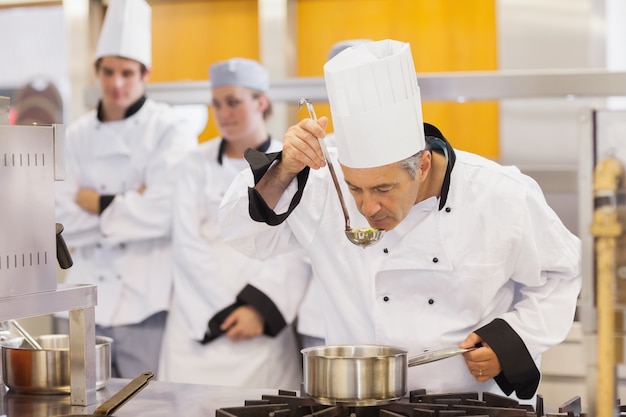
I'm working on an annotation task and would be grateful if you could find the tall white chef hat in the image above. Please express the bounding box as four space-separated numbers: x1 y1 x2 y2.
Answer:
209 58 270 92
95 0 152 68
324 39 425 168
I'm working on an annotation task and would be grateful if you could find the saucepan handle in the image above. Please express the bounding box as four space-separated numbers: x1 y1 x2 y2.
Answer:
407 346 478 367
93 371 155 415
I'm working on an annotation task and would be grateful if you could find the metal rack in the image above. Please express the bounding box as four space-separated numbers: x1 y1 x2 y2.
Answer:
83 69 626 106
0 284 98 406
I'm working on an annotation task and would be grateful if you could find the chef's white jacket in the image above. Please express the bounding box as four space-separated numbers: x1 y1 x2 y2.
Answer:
218 143 582 398
158 138 311 389
55 98 198 326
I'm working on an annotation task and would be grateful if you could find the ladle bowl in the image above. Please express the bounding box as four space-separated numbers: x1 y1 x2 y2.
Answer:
345 229 384 248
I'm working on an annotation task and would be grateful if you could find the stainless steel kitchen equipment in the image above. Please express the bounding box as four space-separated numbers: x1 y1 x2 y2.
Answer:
301 344 476 406
0 374 595 416
0 96 98 406
2 334 112 394
0 122 63 297
215 386 590 417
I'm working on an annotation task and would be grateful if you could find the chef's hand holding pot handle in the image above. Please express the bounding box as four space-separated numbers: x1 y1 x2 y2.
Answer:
460 332 501 382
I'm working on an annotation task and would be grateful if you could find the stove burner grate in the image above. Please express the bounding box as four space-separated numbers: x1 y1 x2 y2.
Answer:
214 389 564 417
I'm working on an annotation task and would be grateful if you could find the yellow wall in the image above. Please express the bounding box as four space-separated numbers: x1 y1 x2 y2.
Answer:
150 0 260 142
297 0 498 158
150 0 498 157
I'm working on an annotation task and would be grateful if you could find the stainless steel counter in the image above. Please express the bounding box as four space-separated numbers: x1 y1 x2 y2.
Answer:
0 378 276 416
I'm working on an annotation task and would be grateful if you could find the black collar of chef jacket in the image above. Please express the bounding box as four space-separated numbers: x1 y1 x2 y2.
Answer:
424 133 456 211
217 136 272 165
96 95 147 122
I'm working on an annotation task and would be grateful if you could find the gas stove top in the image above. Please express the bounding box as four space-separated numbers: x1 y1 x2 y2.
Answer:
215 389 586 417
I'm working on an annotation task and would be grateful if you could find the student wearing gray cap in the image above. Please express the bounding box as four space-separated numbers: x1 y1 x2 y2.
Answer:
158 58 310 388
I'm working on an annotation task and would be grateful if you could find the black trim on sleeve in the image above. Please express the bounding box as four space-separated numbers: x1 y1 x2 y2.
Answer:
244 148 282 184
99 195 116 214
237 284 287 337
200 303 243 344
244 148 310 226
474 318 540 399
199 284 288 345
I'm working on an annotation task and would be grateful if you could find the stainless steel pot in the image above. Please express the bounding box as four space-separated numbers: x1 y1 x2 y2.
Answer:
1 334 113 394
301 344 475 406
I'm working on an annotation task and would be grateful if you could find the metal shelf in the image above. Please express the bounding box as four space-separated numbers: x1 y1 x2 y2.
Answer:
0 283 98 406
83 69 626 107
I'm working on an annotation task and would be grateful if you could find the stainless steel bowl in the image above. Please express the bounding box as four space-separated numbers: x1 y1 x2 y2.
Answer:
1 334 112 394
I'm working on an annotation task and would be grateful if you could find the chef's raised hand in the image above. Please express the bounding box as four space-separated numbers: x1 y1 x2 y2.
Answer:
220 305 264 342
460 332 502 382
255 116 329 210
281 116 329 174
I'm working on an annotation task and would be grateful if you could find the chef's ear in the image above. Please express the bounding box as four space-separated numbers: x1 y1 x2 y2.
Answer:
141 65 152 82
255 93 272 119
418 150 432 178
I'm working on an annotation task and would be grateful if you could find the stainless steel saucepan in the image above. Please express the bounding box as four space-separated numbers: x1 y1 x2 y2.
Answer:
2 334 113 394
301 344 476 406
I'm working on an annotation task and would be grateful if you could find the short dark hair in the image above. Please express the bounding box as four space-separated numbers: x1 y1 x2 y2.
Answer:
94 57 148 76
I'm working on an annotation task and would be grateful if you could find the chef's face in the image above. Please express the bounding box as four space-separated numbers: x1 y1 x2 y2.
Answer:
211 86 267 142
341 152 428 231
96 56 149 111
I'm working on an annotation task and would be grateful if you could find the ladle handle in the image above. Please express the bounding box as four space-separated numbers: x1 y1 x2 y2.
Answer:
299 98 351 231
318 139 352 230
10 320 43 350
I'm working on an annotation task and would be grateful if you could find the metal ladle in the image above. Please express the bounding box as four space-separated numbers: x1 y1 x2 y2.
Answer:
10 319 43 350
298 98 384 248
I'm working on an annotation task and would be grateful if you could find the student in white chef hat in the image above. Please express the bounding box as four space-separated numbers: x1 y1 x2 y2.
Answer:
54 0 197 379
218 39 581 402
158 57 311 389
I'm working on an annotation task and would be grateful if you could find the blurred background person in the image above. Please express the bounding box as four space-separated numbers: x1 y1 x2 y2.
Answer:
54 0 198 378
158 58 310 389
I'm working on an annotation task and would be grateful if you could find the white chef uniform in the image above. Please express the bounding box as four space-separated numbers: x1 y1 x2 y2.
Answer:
55 0 198 378
158 138 309 389
218 40 581 399
55 99 197 326
159 58 310 389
